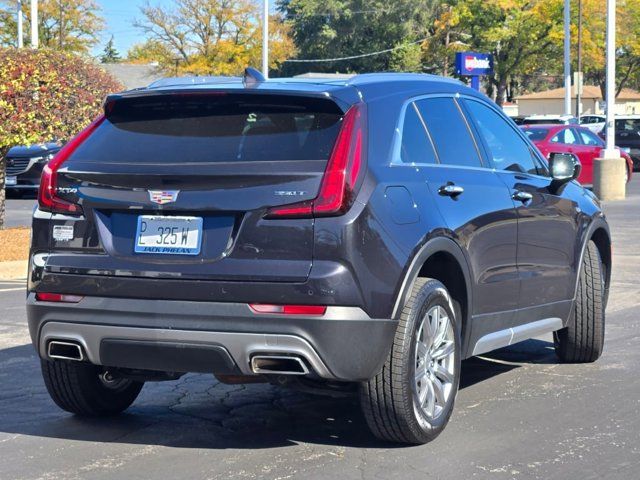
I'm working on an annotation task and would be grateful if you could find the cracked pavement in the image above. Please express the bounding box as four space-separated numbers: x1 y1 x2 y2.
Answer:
1 180 639 479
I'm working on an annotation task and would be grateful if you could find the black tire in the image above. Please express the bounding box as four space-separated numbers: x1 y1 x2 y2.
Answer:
360 278 461 444
41 359 143 416
554 240 605 363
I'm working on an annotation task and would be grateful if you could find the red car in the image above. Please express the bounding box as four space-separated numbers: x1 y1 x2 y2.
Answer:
520 124 633 185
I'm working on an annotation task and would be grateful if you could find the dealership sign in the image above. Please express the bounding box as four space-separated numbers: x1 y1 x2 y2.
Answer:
454 52 493 91
455 52 494 76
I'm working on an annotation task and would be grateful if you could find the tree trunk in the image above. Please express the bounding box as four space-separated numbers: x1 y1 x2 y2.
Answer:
495 79 508 106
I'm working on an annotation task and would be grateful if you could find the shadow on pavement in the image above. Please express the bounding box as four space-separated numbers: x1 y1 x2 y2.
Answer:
0 338 556 449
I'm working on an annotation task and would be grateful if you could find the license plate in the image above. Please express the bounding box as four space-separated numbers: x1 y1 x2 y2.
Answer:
5 176 17 186
135 215 203 255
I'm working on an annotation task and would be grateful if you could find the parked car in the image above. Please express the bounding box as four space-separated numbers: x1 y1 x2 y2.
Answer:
599 115 640 171
28 71 611 444
3 142 61 197
520 114 578 125
521 124 633 185
579 114 606 134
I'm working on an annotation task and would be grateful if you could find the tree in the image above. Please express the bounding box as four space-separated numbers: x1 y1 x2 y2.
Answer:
100 35 121 63
133 0 295 76
0 0 104 54
277 0 441 75
451 0 564 105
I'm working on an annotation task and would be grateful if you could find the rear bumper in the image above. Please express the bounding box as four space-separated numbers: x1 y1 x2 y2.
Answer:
27 294 397 382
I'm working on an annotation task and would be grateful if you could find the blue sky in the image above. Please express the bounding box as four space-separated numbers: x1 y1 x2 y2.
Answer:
93 0 173 57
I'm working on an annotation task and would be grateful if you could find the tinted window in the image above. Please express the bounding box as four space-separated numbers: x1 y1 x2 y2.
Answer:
615 119 640 132
399 103 437 164
414 98 481 167
551 128 579 145
464 100 539 175
522 128 549 141
578 129 603 146
70 94 343 164
522 118 562 125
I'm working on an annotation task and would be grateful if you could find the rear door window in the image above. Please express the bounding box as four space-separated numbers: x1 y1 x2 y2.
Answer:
69 93 344 164
398 103 438 164
414 97 482 167
551 128 579 145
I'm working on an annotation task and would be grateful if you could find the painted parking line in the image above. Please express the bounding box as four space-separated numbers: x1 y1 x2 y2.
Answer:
0 287 25 293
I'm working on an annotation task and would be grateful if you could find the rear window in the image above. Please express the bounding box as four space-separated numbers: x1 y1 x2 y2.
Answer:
70 93 344 164
522 128 549 141
615 119 640 132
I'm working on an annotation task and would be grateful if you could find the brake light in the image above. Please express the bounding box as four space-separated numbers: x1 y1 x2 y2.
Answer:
35 293 84 303
249 304 327 315
265 103 366 218
38 116 105 215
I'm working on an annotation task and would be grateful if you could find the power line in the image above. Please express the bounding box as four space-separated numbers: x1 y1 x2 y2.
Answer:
283 38 428 63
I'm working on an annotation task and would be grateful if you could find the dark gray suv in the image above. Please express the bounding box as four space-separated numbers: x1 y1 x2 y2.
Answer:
27 72 610 444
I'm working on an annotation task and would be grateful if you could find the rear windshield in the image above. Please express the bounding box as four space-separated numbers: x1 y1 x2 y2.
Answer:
70 93 344 164
521 128 549 141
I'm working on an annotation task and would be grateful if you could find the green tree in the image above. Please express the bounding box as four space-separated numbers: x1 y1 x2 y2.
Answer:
277 0 441 75
452 0 564 105
0 0 104 54
100 35 121 63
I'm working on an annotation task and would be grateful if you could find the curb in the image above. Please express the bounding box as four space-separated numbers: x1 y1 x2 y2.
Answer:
0 260 28 281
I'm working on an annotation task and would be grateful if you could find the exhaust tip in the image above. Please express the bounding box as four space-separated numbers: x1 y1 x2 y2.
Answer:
48 340 85 362
250 355 309 375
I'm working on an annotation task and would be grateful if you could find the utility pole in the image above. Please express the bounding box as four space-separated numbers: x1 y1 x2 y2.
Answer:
262 0 269 79
17 0 23 48
30 0 38 49
563 0 571 116
575 0 582 118
593 0 625 200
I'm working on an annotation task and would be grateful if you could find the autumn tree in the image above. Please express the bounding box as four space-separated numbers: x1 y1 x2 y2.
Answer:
0 0 104 54
133 0 295 76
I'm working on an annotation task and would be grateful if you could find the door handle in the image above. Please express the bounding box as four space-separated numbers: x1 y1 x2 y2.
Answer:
438 184 464 197
512 191 533 203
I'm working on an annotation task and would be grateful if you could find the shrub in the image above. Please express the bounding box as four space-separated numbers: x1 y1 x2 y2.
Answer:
0 48 123 228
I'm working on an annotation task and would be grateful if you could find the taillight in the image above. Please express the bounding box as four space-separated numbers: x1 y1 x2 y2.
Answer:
249 304 327 315
35 293 84 303
38 116 105 215
265 103 366 219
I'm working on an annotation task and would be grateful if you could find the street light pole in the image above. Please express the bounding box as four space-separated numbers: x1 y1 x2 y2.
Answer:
17 0 23 48
30 0 38 49
563 0 571 116
594 0 625 200
262 0 269 79
576 0 582 118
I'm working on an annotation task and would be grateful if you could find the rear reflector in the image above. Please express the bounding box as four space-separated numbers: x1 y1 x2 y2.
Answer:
38 116 105 215
249 304 327 315
265 103 366 219
35 293 84 303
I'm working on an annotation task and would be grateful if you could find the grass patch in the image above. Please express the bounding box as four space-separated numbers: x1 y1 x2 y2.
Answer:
0 227 30 262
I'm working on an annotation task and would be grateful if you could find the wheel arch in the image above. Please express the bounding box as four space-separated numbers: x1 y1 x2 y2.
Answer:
392 237 473 356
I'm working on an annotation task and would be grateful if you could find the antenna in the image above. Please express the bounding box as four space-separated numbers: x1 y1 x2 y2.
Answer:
243 67 266 87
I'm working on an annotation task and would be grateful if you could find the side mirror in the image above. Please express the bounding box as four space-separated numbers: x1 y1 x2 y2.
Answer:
548 152 581 183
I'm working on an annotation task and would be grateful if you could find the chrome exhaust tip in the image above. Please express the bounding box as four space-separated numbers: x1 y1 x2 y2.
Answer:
250 355 309 375
47 340 85 362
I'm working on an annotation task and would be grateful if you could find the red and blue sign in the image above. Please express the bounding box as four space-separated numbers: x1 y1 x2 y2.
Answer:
454 52 493 91
455 52 494 76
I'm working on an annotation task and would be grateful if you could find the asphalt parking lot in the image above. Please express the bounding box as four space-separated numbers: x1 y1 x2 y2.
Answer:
1 181 639 480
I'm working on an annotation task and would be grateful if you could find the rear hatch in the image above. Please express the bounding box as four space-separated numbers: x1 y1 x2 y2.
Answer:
44 91 346 282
